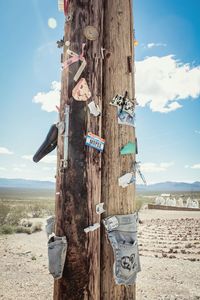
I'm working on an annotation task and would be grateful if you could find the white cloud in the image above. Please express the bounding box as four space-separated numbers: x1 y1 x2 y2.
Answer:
0 167 6 171
191 164 200 169
41 155 57 164
141 162 174 173
33 81 60 112
22 154 57 164
42 167 52 171
195 130 200 134
160 162 174 168
13 167 22 172
22 155 33 162
147 42 167 49
136 55 200 113
0 147 13 155
48 18 57 29
36 42 56 55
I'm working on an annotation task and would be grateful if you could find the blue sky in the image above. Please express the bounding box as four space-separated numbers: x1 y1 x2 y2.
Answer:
134 0 200 183
0 0 200 183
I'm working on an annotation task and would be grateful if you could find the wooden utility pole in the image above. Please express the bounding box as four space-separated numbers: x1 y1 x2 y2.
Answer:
54 1 104 299
101 1 136 299
54 0 136 299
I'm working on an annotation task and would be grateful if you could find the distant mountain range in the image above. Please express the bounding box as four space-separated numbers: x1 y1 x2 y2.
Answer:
0 178 200 192
137 181 200 192
0 178 55 189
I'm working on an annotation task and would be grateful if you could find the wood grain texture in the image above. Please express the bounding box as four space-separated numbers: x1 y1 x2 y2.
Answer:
54 1 104 299
101 0 136 299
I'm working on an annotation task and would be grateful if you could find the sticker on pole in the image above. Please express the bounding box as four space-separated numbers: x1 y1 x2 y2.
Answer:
120 142 136 155
110 94 135 117
118 108 135 127
72 78 91 101
85 132 105 152
88 101 101 117
118 172 135 188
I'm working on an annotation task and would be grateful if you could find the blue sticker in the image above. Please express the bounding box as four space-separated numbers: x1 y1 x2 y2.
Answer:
118 109 135 127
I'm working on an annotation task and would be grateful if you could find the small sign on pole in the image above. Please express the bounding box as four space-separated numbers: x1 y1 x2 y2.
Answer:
85 132 105 152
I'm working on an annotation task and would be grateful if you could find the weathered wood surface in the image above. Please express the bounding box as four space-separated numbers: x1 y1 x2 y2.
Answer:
101 0 136 299
54 1 104 299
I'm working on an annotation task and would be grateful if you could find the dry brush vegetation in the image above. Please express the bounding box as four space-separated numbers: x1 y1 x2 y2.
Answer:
0 188 55 235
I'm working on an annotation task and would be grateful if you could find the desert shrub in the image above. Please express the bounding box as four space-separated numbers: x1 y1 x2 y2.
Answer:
27 202 54 218
15 226 31 234
15 221 42 234
6 206 26 226
29 204 43 218
0 203 10 225
20 219 33 227
31 221 43 232
0 225 15 235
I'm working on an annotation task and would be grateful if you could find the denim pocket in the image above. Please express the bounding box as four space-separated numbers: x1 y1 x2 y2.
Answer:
115 241 139 285
48 236 67 279
103 213 141 285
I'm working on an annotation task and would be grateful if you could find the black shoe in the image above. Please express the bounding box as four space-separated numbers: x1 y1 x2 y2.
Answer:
33 124 58 163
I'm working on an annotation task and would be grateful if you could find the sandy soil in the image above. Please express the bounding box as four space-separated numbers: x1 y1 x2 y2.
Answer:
137 209 200 300
0 210 200 300
0 220 53 300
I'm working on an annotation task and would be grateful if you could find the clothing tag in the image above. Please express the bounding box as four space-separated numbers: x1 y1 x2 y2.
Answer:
120 142 136 155
84 223 100 233
85 132 105 152
88 101 101 117
118 109 135 127
110 94 135 117
96 203 105 214
72 78 91 101
118 173 135 188
74 59 87 82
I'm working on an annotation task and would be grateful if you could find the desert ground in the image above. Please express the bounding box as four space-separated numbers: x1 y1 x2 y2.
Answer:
0 209 200 299
137 209 200 300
